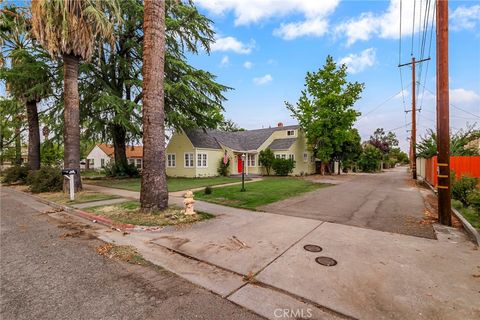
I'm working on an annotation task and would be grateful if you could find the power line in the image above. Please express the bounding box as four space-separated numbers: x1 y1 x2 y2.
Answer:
419 84 480 119
357 86 412 120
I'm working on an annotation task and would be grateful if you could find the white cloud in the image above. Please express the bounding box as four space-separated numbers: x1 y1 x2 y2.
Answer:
450 5 480 31
196 0 339 25
274 18 329 40
450 88 480 105
196 0 339 40
220 55 230 67
243 61 253 69
339 48 376 74
335 0 431 46
253 74 273 85
211 36 254 54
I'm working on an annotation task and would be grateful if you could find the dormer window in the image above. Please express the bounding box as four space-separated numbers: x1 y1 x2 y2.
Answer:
287 130 295 136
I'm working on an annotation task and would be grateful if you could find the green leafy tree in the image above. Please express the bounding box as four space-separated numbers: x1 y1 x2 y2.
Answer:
0 5 53 170
219 119 245 132
0 98 25 165
78 0 228 175
259 148 275 175
286 55 364 174
358 144 382 172
417 126 480 158
334 128 362 173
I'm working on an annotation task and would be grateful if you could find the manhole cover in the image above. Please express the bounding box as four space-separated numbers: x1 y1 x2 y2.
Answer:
315 256 337 266
303 244 322 252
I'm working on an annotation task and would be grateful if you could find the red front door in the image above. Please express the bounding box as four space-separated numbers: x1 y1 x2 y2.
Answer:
237 155 243 173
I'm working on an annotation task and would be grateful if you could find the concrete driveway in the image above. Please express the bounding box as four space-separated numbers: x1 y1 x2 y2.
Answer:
260 167 435 238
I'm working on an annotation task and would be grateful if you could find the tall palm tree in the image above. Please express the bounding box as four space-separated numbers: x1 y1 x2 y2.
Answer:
30 0 119 191
140 0 168 212
0 6 51 170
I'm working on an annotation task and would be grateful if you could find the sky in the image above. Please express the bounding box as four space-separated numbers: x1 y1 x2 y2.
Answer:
188 0 480 152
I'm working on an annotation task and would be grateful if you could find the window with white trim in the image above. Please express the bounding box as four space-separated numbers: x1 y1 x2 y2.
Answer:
303 153 308 162
167 154 176 167
311 155 315 163
287 130 295 136
128 158 135 165
136 158 142 169
247 154 256 167
184 153 194 167
197 153 207 168
288 154 295 161
275 154 287 159
101 158 105 168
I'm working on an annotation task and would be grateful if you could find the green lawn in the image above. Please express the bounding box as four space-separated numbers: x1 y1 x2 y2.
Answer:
85 201 213 226
452 199 480 230
86 176 244 192
195 177 329 210
39 191 119 205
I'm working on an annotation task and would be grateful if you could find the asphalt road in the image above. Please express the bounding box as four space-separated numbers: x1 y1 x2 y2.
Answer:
0 188 262 320
261 167 435 238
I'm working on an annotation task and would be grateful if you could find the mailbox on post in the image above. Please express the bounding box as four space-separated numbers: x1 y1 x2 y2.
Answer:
62 168 78 201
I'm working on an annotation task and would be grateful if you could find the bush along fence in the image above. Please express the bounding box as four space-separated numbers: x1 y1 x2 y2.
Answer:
417 156 480 187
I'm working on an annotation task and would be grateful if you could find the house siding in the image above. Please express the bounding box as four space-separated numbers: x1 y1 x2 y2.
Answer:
166 127 316 177
86 145 111 170
165 132 196 177
195 148 224 177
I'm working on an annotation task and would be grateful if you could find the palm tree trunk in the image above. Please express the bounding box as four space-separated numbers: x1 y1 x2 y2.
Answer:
26 100 41 170
140 0 168 212
63 53 82 192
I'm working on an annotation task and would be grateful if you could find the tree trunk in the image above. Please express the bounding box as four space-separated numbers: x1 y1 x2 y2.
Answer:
63 54 82 192
111 124 128 171
26 100 41 170
140 0 168 212
15 125 22 165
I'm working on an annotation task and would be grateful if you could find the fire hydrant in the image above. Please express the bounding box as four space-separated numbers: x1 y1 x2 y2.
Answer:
183 190 196 215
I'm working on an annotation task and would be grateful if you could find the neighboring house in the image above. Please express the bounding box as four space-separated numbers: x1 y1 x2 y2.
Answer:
165 123 316 177
86 144 144 170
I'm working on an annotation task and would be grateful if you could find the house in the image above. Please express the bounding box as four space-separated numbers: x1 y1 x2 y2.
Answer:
165 123 316 177
86 144 143 170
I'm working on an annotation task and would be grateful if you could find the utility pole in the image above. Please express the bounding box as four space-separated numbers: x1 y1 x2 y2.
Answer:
436 0 452 226
399 57 430 179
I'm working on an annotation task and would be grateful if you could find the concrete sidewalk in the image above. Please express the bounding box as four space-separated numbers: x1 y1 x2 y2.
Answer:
81 184 480 319
47 184 480 319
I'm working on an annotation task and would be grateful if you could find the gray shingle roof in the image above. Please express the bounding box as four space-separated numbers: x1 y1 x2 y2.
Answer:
184 125 299 151
267 138 296 150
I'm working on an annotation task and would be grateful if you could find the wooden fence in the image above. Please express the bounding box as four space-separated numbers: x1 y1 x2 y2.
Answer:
417 156 480 187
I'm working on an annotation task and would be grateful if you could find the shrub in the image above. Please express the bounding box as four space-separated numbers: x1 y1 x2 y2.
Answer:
272 158 295 176
26 166 63 193
452 175 478 207
217 158 230 176
204 186 213 195
358 145 382 173
103 161 139 178
259 148 275 175
1 165 30 184
467 190 480 215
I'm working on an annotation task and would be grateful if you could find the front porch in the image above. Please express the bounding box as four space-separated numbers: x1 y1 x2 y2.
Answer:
231 151 259 176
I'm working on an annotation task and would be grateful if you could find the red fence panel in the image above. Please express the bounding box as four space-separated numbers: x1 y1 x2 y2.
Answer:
424 155 480 187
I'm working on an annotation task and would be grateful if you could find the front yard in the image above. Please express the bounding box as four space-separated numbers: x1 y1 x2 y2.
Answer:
38 191 119 205
86 176 244 192
84 201 213 226
194 177 329 210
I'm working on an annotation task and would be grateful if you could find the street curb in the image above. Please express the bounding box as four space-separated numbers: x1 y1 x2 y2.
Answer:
419 178 480 246
6 187 163 232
